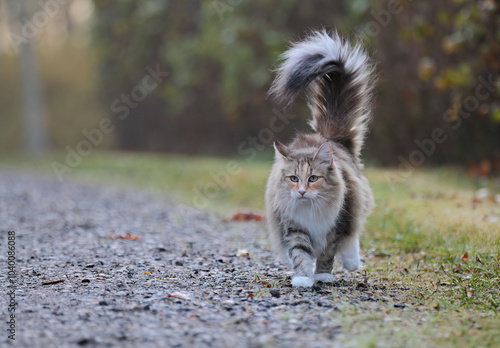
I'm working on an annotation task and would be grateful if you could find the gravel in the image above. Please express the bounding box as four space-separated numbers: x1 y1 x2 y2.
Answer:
0 171 405 348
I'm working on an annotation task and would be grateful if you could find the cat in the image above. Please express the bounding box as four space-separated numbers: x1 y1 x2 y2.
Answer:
265 30 376 287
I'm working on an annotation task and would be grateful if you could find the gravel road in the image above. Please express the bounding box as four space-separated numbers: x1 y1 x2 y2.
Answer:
0 171 404 348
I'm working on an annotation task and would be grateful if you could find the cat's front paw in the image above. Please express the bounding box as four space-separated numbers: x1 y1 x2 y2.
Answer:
341 256 360 272
314 273 335 283
291 276 314 287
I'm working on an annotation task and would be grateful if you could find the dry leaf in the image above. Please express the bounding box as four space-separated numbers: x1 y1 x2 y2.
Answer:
467 289 475 298
168 292 190 300
143 271 151 275
260 281 271 288
236 249 249 257
461 252 468 262
109 233 139 240
226 210 264 222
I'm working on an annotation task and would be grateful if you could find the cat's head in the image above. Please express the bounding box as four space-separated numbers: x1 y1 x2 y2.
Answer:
273 140 343 203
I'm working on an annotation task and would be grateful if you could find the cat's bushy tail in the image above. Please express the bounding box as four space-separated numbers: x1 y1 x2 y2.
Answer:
268 30 376 157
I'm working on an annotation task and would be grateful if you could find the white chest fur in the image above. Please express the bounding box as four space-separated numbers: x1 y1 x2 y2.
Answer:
286 200 339 254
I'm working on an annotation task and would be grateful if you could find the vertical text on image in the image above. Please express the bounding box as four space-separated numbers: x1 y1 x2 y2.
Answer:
6 231 17 340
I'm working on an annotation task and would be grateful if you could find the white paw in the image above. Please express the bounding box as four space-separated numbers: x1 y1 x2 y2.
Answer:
314 273 335 283
338 235 360 272
291 276 314 288
341 255 360 272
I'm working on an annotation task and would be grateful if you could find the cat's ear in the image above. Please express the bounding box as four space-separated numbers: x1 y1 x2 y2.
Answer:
274 141 290 160
313 142 333 166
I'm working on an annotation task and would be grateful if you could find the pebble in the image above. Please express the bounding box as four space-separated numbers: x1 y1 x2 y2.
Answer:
0 172 391 348
270 289 280 298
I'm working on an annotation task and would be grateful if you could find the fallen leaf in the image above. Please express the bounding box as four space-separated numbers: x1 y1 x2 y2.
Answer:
225 210 265 222
168 292 190 300
461 252 468 262
109 233 139 240
236 249 249 258
42 279 65 286
143 271 151 275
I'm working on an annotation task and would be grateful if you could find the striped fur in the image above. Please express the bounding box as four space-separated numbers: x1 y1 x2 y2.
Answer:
268 30 376 157
265 30 376 287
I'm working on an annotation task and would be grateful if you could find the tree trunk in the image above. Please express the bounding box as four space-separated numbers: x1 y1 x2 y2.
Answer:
8 0 49 155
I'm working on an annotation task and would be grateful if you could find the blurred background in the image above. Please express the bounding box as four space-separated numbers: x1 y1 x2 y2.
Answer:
1 0 499 172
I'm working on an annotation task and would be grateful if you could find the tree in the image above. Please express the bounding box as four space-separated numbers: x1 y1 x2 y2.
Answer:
7 0 49 155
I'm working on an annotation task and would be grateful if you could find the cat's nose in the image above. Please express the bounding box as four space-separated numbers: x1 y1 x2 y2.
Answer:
298 189 306 196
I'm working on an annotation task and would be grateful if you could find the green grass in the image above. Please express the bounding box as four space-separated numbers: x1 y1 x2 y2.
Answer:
1 151 499 347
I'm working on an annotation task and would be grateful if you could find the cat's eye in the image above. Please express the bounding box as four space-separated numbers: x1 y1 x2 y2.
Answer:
289 176 299 182
308 175 319 182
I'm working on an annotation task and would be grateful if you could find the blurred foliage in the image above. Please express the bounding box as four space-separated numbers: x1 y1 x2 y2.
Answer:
93 0 499 167
0 54 22 152
41 46 114 150
0 45 112 152
92 0 359 153
371 0 500 167
4 0 498 167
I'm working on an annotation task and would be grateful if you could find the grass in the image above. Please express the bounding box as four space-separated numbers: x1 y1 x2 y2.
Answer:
0 151 272 213
1 151 499 347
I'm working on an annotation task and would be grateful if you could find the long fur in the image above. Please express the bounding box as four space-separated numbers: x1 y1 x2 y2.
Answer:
265 30 376 287
268 30 376 157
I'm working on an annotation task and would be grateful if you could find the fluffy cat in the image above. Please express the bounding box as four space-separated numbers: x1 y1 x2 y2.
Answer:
265 30 376 287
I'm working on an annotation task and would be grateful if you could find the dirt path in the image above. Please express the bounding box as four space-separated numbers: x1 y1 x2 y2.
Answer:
0 172 410 348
